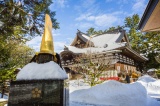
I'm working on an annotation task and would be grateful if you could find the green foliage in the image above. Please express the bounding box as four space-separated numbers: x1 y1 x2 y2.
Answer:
156 73 160 79
0 68 16 81
145 53 160 69
0 37 35 81
124 14 160 69
86 27 96 36
156 69 160 79
86 26 124 36
124 14 143 52
155 54 160 63
0 0 59 40
86 14 160 70
0 0 59 81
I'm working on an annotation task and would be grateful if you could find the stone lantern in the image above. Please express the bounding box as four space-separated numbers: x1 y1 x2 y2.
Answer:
8 14 69 106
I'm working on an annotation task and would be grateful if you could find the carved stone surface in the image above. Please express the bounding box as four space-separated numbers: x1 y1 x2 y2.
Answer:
8 80 69 106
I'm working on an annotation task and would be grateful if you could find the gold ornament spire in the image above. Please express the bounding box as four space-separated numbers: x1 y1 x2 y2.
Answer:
40 14 55 55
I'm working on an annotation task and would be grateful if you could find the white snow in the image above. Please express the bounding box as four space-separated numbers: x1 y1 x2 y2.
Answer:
0 98 7 102
137 75 160 98
138 75 156 83
70 80 149 106
69 79 90 93
2 75 160 106
0 98 7 106
147 68 157 72
66 32 126 54
81 34 90 40
70 75 160 106
91 33 121 47
16 61 68 80
67 43 124 54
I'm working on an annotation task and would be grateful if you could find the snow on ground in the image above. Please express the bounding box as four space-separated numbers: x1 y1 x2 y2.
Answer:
70 75 160 106
0 98 7 102
138 75 156 83
1 75 160 106
0 94 8 106
69 79 90 93
137 75 160 99
16 61 68 80
70 80 149 106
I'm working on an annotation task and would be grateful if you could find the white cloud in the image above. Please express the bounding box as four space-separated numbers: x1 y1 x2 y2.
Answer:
106 0 113 3
74 0 99 16
26 35 72 53
117 0 128 4
132 0 146 13
94 14 119 27
54 41 67 53
52 0 68 8
106 0 128 4
82 0 96 8
26 30 64 52
75 11 123 27
75 22 93 29
26 36 41 52
52 30 61 36
76 13 93 21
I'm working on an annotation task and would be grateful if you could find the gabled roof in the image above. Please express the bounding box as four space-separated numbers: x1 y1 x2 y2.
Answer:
66 43 125 54
91 31 129 47
138 0 160 32
70 30 89 46
71 30 130 47
64 29 129 54
61 29 147 62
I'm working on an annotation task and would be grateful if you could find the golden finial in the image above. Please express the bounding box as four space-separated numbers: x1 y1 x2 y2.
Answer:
40 14 55 55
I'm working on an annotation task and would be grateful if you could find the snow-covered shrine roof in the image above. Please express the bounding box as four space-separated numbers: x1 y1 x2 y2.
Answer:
61 30 148 62
67 30 128 54
66 42 125 54
90 32 122 47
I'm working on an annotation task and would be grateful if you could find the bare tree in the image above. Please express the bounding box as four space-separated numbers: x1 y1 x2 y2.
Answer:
75 54 110 87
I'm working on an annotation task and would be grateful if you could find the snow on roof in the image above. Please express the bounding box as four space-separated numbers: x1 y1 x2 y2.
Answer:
67 42 125 54
16 61 68 80
91 32 121 47
70 80 148 106
81 34 90 40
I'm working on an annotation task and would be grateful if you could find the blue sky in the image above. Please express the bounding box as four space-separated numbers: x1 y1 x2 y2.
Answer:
27 0 148 53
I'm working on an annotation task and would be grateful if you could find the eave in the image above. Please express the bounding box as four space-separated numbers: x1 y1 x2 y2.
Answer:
138 0 160 32
117 47 148 62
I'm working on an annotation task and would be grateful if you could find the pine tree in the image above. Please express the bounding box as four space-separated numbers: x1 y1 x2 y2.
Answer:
0 0 59 40
124 14 160 69
86 27 97 36
0 0 59 82
125 14 142 52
